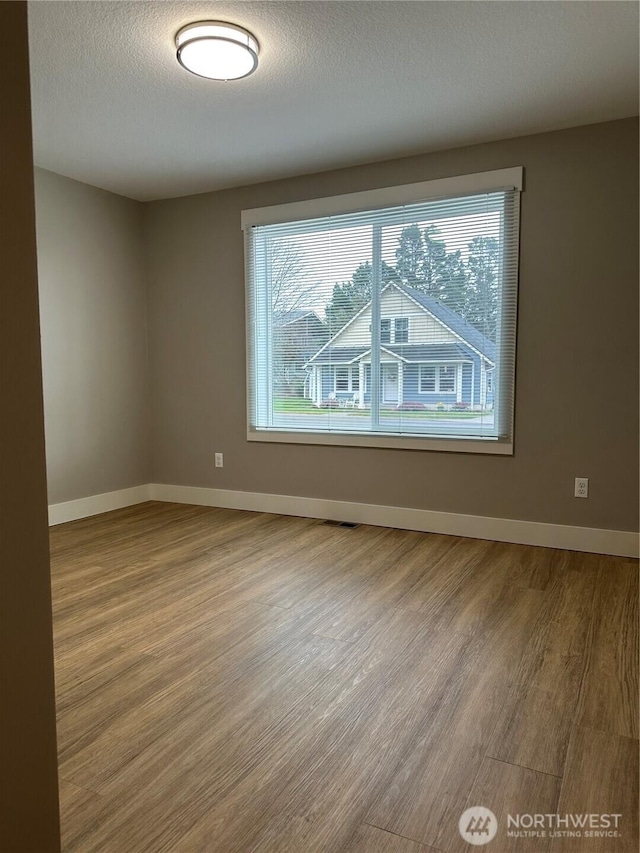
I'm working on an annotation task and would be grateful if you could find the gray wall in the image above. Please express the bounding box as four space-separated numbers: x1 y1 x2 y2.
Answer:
145 118 639 533
0 2 60 848
35 169 150 504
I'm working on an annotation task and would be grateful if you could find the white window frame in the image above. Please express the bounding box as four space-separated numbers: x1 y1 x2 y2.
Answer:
438 366 456 393
419 365 436 393
333 365 359 394
393 317 409 344
418 364 458 395
334 366 349 392
244 167 522 455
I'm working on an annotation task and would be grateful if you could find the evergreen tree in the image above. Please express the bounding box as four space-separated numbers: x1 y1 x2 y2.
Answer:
420 225 449 298
436 248 467 316
465 236 499 340
395 224 451 299
324 260 398 333
395 225 424 286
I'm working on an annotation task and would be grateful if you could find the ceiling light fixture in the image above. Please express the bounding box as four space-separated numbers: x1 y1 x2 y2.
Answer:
175 21 259 81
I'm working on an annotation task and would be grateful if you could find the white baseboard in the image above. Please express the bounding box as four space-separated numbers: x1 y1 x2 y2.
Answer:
47 483 638 558
148 484 639 559
48 485 151 526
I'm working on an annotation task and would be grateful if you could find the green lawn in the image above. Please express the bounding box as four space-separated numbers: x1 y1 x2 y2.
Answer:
273 398 488 418
273 398 321 414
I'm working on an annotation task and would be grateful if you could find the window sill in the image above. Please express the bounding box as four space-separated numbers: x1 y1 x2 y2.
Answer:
247 428 513 455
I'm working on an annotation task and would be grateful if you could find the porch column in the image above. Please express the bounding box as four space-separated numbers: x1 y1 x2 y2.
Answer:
470 361 475 408
358 361 365 408
456 365 462 403
397 363 403 407
315 366 322 406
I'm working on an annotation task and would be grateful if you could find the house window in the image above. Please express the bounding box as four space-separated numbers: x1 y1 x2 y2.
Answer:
244 166 522 454
334 365 359 393
419 365 457 394
419 366 436 392
394 317 409 344
335 367 349 391
439 365 456 393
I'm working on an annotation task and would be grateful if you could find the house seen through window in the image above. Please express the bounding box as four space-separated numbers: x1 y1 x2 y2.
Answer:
244 168 521 452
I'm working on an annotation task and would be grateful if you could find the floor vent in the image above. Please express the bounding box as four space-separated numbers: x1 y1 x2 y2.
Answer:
323 520 360 529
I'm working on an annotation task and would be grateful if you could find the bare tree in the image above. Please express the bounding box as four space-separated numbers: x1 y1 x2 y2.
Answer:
268 238 328 397
269 239 315 315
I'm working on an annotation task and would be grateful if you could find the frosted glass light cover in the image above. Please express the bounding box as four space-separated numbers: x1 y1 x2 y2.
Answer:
176 21 259 80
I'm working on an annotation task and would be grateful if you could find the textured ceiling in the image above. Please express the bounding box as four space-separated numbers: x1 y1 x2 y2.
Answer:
28 1 639 201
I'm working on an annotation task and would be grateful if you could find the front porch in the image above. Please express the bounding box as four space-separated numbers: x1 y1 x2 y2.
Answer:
307 358 493 411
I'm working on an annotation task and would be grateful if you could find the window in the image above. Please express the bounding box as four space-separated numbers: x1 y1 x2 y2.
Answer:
244 167 521 454
334 365 359 393
335 367 349 391
394 317 409 344
419 365 458 394
439 365 456 393
419 366 436 392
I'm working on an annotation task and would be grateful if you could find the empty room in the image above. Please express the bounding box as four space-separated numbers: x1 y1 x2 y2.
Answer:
1 1 639 852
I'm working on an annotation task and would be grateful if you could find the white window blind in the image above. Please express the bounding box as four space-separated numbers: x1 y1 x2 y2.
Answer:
244 169 521 454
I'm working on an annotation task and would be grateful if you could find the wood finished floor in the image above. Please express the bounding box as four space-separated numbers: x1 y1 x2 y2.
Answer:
51 502 639 853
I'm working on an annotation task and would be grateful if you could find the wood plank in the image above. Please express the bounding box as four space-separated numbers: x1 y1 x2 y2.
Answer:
365 585 545 851
487 568 596 775
550 725 639 853
58 778 102 852
497 542 569 590
164 621 473 852
574 560 638 738
239 820 439 853
395 536 492 615
312 533 461 643
62 609 427 852
343 824 436 853
59 629 350 794
48 503 638 853
448 757 561 853
60 633 350 851
254 526 426 625
417 540 520 637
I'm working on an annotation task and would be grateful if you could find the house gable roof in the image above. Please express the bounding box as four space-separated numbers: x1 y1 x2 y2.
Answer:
273 309 323 328
308 343 474 365
400 285 496 363
307 282 495 365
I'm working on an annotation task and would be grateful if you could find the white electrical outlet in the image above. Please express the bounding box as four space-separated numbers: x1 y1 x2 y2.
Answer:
574 477 588 498
215 452 224 468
